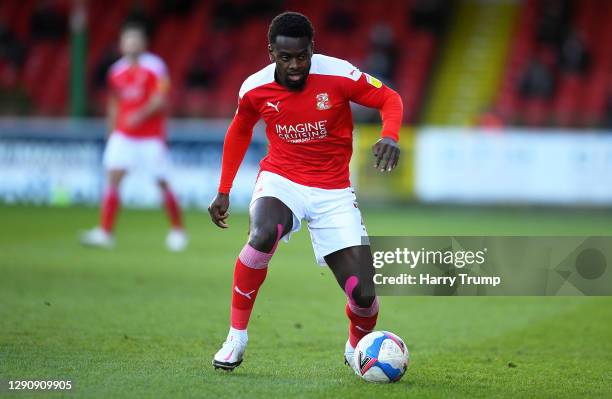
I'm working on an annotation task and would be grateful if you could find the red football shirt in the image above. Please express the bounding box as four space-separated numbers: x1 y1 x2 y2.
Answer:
218 54 403 193
108 52 169 138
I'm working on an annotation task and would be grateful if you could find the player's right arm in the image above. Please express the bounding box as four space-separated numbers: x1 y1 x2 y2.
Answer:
106 65 120 139
106 92 118 138
208 93 260 228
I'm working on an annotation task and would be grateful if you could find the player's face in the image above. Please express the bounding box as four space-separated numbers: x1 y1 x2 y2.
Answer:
120 29 146 58
269 36 313 90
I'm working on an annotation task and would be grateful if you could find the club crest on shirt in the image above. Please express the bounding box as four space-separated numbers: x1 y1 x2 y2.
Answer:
316 92 331 110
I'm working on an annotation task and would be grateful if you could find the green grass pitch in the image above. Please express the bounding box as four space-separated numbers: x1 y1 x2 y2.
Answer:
1 205 612 398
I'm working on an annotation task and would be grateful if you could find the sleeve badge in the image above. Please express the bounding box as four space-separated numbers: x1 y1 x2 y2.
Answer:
364 73 383 88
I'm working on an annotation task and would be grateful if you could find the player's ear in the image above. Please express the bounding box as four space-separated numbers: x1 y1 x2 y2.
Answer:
268 44 275 62
310 40 315 55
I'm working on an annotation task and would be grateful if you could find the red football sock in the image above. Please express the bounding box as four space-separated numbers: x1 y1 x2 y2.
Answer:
100 187 120 233
162 187 183 229
230 255 269 330
344 275 379 347
346 300 379 347
230 224 282 330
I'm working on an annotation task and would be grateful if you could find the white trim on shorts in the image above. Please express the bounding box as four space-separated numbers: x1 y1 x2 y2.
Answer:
249 171 368 266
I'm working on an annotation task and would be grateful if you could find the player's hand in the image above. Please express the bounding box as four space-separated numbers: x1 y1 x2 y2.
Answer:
208 193 230 229
372 137 400 172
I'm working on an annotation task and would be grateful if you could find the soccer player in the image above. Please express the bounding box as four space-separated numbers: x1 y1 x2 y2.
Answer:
208 12 402 373
80 22 187 251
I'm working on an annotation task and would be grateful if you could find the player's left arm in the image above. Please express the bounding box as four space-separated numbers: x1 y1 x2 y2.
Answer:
126 74 170 127
347 73 403 172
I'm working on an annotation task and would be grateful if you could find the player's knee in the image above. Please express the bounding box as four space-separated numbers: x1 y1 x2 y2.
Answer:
157 179 169 191
108 170 125 187
108 179 121 190
248 223 279 253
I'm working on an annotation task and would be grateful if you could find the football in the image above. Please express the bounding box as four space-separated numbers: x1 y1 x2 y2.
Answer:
353 331 409 383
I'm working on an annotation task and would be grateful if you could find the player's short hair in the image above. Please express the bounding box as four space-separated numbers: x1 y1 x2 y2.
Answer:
120 20 148 38
268 12 314 44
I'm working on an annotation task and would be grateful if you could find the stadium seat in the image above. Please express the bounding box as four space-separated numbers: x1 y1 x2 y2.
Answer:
7 0 443 121
494 0 612 127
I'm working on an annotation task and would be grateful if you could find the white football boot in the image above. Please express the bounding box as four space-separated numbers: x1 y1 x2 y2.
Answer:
212 334 247 371
166 229 188 252
344 340 359 375
79 227 115 249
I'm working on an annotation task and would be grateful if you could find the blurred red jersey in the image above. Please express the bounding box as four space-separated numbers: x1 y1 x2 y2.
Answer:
108 52 169 138
218 54 403 193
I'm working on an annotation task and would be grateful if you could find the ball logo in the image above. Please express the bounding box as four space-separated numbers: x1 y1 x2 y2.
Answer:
358 351 376 374
315 93 331 110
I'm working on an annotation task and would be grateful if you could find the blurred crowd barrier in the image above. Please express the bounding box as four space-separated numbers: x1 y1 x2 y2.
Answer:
0 118 264 208
0 118 611 209
353 124 416 202
415 127 612 206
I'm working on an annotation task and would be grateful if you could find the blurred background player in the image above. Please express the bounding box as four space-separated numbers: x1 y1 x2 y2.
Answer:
80 22 187 251
208 12 402 372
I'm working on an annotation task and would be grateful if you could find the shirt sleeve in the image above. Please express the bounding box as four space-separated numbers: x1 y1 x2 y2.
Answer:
218 93 260 194
151 59 170 94
345 72 403 142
